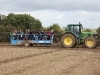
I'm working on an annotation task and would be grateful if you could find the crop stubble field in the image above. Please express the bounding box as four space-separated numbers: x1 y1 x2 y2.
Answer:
0 45 100 75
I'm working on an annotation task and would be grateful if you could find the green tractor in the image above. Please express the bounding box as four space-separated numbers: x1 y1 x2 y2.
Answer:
60 23 98 48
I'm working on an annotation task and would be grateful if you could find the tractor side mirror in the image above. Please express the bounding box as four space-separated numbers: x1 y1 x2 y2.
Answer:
79 22 83 29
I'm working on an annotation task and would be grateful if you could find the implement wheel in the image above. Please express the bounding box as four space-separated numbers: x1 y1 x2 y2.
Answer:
85 37 97 48
23 41 30 47
60 34 76 48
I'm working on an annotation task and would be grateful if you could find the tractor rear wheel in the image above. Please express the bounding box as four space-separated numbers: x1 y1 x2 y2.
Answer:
85 37 97 48
60 34 76 48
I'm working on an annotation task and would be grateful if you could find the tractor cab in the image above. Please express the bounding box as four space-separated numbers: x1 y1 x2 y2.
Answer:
67 24 82 38
61 23 97 48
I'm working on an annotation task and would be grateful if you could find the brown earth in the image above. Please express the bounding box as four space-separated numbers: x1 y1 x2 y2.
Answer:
0 46 100 75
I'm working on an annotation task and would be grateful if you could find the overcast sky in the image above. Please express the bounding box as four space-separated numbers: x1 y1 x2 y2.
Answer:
0 0 100 29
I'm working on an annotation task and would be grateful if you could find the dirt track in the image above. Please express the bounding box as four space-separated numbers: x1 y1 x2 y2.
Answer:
0 46 100 75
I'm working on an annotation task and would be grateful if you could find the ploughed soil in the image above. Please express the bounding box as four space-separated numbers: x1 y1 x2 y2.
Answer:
0 45 100 75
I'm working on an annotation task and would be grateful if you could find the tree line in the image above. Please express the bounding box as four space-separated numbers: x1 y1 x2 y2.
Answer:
0 13 64 35
0 13 100 36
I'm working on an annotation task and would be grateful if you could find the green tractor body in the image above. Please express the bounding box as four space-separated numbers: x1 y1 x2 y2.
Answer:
61 23 97 48
81 32 97 42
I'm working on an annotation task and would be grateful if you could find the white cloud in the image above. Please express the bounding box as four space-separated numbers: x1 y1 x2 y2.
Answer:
0 0 100 29
80 11 89 16
0 0 100 12
1 10 100 29
57 14 63 19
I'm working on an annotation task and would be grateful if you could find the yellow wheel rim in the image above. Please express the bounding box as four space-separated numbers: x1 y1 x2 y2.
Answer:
64 36 73 45
86 39 94 47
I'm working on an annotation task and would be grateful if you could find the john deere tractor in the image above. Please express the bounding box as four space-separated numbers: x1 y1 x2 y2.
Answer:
60 23 98 48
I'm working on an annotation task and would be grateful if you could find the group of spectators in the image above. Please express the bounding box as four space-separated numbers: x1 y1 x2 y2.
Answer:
10 29 54 40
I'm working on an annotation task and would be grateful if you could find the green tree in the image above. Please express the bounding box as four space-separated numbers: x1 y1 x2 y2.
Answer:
47 23 64 35
46 23 64 43
33 19 42 30
5 26 16 32
83 29 92 32
0 18 1 25
96 26 100 37
0 25 6 32
1 13 42 31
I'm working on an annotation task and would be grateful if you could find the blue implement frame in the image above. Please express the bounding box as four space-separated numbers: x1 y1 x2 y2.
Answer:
10 34 54 45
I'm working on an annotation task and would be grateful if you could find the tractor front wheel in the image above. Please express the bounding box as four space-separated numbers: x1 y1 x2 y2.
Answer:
85 37 97 48
60 34 76 48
